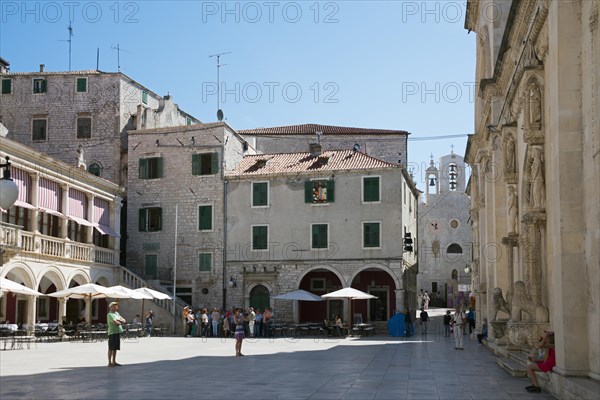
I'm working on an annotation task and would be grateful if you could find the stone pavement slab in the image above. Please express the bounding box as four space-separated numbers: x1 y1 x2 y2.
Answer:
1 330 556 400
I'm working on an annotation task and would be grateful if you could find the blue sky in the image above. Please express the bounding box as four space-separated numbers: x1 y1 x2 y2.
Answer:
1 1 475 191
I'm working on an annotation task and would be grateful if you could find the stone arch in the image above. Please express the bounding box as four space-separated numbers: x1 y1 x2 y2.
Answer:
1 262 36 288
66 271 90 287
38 267 67 292
296 265 346 289
348 263 401 290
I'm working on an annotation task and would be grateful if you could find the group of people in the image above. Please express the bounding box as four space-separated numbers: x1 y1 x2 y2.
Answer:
181 306 275 339
442 306 484 350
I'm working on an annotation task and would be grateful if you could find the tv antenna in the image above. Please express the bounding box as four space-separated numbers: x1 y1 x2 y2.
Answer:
111 44 133 72
209 51 231 121
59 21 74 71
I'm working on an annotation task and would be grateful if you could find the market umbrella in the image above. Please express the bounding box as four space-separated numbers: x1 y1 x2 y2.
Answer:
0 277 44 296
107 285 153 300
273 289 324 301
48 283 128 323
322 287 377 329
132 287 172 325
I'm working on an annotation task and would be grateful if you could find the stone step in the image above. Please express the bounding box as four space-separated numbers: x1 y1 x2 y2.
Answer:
496 357 527 377
508 350 530 364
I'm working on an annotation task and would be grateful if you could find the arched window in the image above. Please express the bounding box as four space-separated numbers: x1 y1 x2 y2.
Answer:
249 285 270 311
88 163 101 177
447 243 463 254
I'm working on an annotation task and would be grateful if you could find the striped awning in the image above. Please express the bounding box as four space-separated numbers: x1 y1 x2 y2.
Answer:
68 215 95 227
94 224 120 238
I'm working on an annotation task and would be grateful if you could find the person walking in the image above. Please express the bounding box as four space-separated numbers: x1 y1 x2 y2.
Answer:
453 306 467 350
419 308 429 336
211 308 221 337
247 307 256 337
107 302 126 367
467 308 476 335
144 310 154 337
443 310 452 337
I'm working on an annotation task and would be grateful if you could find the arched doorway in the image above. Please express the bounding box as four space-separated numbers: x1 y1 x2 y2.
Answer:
350 268 397 322
299 269 343 322
249 285 270 311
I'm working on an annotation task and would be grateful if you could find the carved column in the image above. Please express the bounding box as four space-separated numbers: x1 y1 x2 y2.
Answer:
501 235 518 297
57 298 67 324
522 212 546 307
86 194 94 244
30 173 40 233
60 184 69 239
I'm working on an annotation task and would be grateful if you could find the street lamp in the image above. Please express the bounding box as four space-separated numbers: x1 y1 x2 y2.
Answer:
0 156 18 210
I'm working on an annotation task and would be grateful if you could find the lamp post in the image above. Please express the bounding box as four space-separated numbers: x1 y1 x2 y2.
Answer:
0 156 19 210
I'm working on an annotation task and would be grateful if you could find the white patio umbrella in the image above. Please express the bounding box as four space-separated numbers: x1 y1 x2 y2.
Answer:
0 277 44 296
48 283 129 323
107 285 153 300
273 289 324 302
133 287 171 300
322 287 377 328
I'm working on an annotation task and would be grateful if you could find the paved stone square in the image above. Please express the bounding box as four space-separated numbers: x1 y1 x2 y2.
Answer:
1 320 555 400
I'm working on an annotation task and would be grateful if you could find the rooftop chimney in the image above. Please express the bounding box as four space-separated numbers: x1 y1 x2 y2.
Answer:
39 64 45 72
309 143 322 157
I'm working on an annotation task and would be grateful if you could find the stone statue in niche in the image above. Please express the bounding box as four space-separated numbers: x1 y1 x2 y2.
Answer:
530 147 545 209
528 82 542 129
510 280 549 322
507 185 518 234
505 134 516 174
493 287 511 320
77 145 86 170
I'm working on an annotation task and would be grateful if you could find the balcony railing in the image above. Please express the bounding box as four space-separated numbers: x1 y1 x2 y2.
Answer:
0 222 116 265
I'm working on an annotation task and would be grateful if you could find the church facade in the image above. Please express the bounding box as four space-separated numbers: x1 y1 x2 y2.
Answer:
464 0 599 397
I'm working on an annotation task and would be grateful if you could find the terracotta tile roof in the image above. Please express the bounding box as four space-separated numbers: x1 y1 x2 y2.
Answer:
227 150 399 177
238 123 409 136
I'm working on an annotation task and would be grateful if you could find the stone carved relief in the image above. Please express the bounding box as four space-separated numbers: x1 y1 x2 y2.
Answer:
504 134 516 174
530 147 545 210
493 287 511 321
510 280 549 323
523 42 541 68
507 185 519 234
535 22 549 62
528 81 542 130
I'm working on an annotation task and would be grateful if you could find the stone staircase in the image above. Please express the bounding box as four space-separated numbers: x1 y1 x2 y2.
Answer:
496 349 529 377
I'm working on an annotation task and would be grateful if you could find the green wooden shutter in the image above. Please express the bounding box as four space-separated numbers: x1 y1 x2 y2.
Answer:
142 91 148 104
157 158 164 178
305 181 312 203
364 177 379 201
41 79 47 93
144 254 158 277
199 205 212 230
156 208 162 230
192 154 200 175
327 180 335 202
139 208 147 231
210 152 219 174
76 78 87 92
199 253 212 271
139 158 147 179
1 79 11 94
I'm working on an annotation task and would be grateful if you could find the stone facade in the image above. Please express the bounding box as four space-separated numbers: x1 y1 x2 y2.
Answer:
225 150 419 323
126 123 250 309
465 0 600 396
1 135 123 327
0 67 199 186
417 152 472 307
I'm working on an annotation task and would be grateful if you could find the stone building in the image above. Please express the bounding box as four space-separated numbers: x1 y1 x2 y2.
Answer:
125 123 252 308
239 123 410 166
0 64 199 186
0 134 123 327
417 151 471 307
225 144 419 323
464 0 599 397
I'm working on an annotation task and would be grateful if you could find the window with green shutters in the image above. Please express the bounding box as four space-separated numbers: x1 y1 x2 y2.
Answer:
311 224 328 249
192 153 219 175
252 225 268 250
33 78 46 93
198 253 212 271
76 78 87 92
144 254 158 277
142 90 148 104
139 207 162 232
139 157 164 179
252 182 269 207
363 222 381 248
304 180 335 203
1 79 11 94
363 177 380 202
198 205 213 231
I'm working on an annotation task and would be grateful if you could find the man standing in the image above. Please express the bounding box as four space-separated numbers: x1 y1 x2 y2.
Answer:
247 307 256 337
453 306 467 350
107 301 126 367
419 308 429 336
263 308 272 337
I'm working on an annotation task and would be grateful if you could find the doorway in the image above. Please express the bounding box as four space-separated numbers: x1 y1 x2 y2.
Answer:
368 289 388 321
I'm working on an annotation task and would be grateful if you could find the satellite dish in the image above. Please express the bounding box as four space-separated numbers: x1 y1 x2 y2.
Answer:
217 109 224 121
